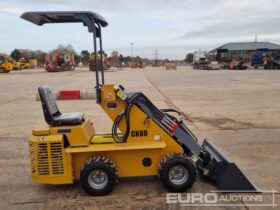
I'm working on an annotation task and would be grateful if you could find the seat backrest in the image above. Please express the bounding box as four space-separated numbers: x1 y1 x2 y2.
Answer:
38 86 60 125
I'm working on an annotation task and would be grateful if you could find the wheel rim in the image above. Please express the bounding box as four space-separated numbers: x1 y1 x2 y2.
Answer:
168 165 188 185
88 169 108 189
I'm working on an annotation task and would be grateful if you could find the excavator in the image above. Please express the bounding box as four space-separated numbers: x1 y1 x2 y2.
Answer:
22 11 258 196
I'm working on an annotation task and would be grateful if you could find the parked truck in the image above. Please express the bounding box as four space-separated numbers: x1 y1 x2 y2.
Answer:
193 51 208 69
193 51 220 70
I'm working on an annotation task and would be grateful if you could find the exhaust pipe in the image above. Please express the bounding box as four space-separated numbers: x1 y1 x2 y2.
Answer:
202 138 259 191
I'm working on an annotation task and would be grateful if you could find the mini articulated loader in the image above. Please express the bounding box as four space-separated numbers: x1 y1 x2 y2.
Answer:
21 11 258 196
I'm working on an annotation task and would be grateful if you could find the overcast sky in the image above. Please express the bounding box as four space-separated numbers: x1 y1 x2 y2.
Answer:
1 0 280 59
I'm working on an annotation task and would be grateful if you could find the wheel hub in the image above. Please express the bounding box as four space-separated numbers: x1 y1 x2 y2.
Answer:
88 169 108 189
168 165 188 185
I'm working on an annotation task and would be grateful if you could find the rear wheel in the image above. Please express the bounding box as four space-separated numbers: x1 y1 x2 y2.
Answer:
159 153 197 192
80 156 118 196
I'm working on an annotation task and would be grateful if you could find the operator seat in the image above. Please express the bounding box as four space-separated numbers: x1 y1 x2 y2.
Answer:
38 86 84 126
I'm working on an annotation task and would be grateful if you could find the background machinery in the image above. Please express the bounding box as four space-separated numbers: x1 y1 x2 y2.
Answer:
0 53 13 73
165 61 177 70
193 51 220 70
89 53 110 71
130 60 145 68
45 52 75 72
12 60 21 70
193 51 208 69
22 11 258 196
251 48 280 69
18 57 37 69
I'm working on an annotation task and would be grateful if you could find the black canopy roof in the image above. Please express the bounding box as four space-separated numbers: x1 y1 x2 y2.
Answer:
21 11 108 34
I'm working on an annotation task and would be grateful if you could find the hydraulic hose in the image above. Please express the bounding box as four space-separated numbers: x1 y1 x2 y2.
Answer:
112 102 132 143
112 92 196 143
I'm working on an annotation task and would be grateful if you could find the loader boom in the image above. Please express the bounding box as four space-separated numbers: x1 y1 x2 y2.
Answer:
105 87 258 191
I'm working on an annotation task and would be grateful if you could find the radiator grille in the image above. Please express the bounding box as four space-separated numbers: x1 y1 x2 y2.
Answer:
29 142 36 173
37 143 50 175
50 143 64 174
29 141 64 176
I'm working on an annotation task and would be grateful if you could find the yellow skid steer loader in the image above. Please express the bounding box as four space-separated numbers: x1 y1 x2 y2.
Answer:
21 11 258 196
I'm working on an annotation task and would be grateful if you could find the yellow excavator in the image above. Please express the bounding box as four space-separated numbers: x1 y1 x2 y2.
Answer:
22 11 258 196
0 53 13 73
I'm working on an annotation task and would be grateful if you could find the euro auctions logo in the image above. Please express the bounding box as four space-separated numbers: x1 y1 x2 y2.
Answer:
166 190 278 207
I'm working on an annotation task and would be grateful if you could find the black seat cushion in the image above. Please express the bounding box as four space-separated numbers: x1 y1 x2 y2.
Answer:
53 112 85 126
38 86 85 126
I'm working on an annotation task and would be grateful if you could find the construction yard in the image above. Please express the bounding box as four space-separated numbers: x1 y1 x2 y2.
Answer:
0 66 279 209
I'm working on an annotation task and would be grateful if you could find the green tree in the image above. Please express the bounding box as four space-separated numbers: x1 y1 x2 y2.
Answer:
110 51 119 65
119 54 124 63
66 44 75 54
10 49 21 61
125 56 131 62
20 49 32 59
34 50 47 65
185 53 194 63
54 44 76 54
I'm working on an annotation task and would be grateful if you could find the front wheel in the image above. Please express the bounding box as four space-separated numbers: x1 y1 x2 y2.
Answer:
159 153 197 192
80 156 118 196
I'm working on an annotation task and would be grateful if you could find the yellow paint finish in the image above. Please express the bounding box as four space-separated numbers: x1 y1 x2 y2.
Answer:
32 129 50 136
101 84 116 102
66 140 166 153
29 135 73 184
64 84 183 180
0 53 13 72
91 134 115 144
71 148 163 179
69 132 182 180
49 119 95 146
28 84 184 185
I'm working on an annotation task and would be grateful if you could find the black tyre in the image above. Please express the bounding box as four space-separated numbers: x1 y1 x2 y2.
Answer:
80 156 118 196
159 153 197 192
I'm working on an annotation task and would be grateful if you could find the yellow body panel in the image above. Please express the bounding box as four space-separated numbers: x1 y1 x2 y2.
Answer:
165 62 177 70
29 59 38 67
67 139 166 153
18 58 37 69
29 85 183 184
91 134 115 143
49 119 95 146
32 129 50 135
29 135 73 184
0 62 13 72
13 61 21 70
0 53 13 72
71 148 167 179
